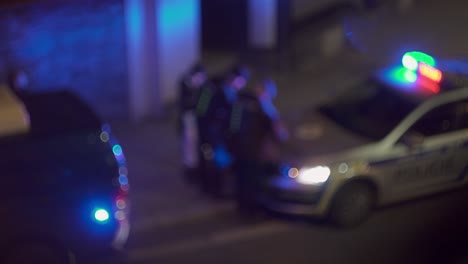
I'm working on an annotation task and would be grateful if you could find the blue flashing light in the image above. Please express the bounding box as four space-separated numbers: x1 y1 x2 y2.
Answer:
102 124 111 133
94 209 110 222
214 145 232 169
280 164 291 177
113 145 123 156
119 175 129 185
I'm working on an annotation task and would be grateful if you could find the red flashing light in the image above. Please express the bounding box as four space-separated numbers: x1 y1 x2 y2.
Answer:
120 185 129 194
418 77 440 94
114 195 128 221
116 198 127 210
423 82 440 94
418 63 442 83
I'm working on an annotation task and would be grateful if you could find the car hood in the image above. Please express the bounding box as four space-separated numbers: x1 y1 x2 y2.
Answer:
281 110 377 165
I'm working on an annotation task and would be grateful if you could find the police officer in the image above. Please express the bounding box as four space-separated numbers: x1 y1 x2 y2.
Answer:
230 79 288 215
178 64 208 184
196 65 251 198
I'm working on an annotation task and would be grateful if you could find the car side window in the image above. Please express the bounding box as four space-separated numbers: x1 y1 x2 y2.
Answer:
408 103 457 137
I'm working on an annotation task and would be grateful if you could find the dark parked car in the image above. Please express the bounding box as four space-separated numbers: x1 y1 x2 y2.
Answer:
0 86 130 263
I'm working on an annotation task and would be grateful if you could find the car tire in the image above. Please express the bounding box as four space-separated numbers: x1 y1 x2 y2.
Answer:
329 182 375 228
2 242 76 264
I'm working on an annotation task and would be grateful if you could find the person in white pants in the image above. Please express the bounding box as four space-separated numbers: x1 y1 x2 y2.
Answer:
178 64 208 184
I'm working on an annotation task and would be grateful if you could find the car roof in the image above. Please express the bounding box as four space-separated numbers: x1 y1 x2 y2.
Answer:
373 65 468 106
18 90 102 137
0 85 103 139
374 73 436 102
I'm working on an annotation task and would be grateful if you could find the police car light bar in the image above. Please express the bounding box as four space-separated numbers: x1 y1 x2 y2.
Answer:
402 51 443 84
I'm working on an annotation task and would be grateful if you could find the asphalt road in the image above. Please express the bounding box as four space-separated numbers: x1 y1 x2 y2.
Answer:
127 186 468 264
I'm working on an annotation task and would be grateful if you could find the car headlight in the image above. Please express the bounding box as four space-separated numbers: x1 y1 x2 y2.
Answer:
296 166 330 185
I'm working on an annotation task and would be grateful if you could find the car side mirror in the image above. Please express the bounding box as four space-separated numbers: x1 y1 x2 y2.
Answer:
400 132 424 149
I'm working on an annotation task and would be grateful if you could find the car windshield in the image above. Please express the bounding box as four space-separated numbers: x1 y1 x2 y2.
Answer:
319 78 419 140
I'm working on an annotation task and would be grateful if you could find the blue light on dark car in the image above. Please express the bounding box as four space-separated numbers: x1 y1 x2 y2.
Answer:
94 208 110 222
119 175 128 185
112 144 123 156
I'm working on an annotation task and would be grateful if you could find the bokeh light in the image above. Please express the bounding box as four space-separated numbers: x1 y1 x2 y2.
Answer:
113 145 123 156
94 209 110 222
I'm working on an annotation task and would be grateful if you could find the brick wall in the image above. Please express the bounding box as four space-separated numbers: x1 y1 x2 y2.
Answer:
0 0 128 119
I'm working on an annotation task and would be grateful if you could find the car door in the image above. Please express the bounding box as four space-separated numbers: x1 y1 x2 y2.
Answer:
386 101 462 197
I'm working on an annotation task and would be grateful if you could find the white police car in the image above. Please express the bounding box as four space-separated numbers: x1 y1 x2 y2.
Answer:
261 52 468 227
0 86 130 263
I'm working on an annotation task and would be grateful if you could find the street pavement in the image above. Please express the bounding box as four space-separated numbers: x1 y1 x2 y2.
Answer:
106 0 468 263
130 185 468 264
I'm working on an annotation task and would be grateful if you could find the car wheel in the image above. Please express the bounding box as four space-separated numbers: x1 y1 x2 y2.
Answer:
329 182 375 228
2 242 76 264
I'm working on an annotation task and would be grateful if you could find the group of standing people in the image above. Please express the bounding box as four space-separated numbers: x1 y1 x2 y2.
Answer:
178 63 288 215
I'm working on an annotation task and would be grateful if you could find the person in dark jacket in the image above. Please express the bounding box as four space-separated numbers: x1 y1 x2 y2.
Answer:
196 65 251 198
178 63 208 184
230 79 288 215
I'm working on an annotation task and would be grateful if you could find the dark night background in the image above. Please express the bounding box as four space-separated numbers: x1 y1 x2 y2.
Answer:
2 0 468 263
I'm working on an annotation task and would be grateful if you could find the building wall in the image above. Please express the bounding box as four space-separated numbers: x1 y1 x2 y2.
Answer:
0 0 128 118
291 0 352 22
201 0 247 51
157 0 201 104
247 0 278 49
